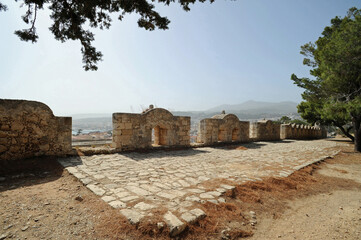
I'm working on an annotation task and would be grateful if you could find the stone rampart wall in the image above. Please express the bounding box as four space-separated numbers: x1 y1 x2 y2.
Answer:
280 124 327 140
112 107 190 150
250 120 281 141
0 99 72 161
1 99 329 161
197 113 250 144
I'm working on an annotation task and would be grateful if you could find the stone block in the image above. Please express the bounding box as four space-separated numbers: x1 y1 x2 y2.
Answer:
164 211 186 237
178 131 186 136
185 195 201 202
134 202 155 211
39 144 50 152
0 131 7 138
101 196 116 202
120 209 144 225
121 129 133 135
80 178 92 185
0 124 10 131
116 192 130 198
9 145 20 153
220 184 235 190
120 195 139 202
27 115 38 123
113 130 122 136
189 208 206 220
207 191 222 197
125 186 151 196
108 200 126 208
121 129 133 136
0 138 8 145
10 122 23 131
181 212 197 223
139 184 161 193
0 145 7 153
199 193 215 199
120 136 132 145
87 184 106 196
157 192 178 200
66 167 78 174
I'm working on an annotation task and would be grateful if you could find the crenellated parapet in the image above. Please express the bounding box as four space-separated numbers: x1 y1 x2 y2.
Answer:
280 123 327 140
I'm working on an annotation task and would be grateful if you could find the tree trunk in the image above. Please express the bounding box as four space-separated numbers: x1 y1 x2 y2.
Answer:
336 124 355 142
353 117 361 152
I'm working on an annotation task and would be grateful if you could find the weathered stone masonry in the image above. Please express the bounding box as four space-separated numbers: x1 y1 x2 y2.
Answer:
280 124 327 140
112 107 190 150
197 113 250 144
1 98 329 163
0 99 72 161
249 120 281 141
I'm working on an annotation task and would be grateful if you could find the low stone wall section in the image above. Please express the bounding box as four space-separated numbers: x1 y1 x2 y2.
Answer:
249 120 281 141
197 113 249 144
0 99 72 161
112 107 190 150
281 124 327 140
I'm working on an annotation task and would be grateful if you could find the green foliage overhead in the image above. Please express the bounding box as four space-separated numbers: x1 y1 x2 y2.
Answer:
1 0 214 71
291 7 361 151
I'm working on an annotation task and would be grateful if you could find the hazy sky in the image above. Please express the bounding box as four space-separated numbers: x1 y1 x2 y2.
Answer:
1 0 360 116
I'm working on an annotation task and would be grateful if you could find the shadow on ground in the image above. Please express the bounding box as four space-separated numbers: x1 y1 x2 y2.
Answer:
327 137 353 143
0 156 69 192
218 140 295 150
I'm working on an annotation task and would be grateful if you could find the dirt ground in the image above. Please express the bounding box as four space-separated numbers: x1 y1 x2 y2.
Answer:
0 139 360 240
250 144 361 240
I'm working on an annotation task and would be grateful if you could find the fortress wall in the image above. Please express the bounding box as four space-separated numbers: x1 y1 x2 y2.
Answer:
197 118 222 144
280 124 327 140
112 107 190 150
197 113 250 144
0 99 330 161
0 99 72 161
252 120 281 141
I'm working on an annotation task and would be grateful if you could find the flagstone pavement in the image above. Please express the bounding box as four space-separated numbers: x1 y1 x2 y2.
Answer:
58 139 341 234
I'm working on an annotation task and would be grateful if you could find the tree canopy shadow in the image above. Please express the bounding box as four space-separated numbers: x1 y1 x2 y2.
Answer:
0 156 69 192
327 138 353 144
215 139 294 150
117 148 210 161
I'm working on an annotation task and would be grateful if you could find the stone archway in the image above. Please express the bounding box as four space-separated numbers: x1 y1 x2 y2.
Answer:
218 128 227 142
112 106 190 150
198 112 250 144
232 128 239 141
152 125 168 146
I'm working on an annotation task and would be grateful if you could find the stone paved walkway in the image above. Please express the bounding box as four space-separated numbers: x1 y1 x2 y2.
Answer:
58 139 341 233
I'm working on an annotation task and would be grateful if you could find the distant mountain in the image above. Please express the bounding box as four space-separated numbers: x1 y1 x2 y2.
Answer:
206 100 299 115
